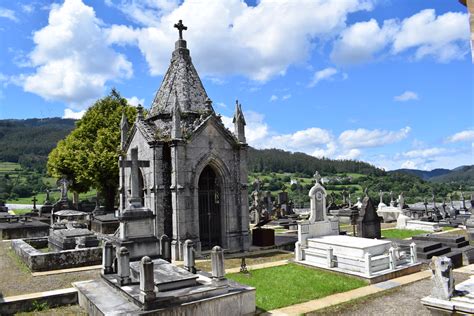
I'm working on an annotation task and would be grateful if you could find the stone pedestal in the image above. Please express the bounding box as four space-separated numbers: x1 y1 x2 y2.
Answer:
252 228 275 247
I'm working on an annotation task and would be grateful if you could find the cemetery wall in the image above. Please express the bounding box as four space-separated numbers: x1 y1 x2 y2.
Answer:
12 238 101 271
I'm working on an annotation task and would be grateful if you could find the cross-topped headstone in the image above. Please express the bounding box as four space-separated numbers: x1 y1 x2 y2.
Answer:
120 147 150 207
174 19 187 40
57 178 71 201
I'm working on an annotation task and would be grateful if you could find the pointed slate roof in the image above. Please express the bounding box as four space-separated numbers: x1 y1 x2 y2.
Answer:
147 38 211 118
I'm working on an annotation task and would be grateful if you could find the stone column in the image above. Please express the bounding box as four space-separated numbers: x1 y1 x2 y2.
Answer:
170 141 187 261
160 234 171 262
410 242 417 264
139 256 156 304
239 145 250 251
295 241 303 261
152 144 165 238
365 252 372 276
117 246 131 285
102 241 113 274
211 246 226 285
183 239 196 273
327 247 334 268
389 247 396 270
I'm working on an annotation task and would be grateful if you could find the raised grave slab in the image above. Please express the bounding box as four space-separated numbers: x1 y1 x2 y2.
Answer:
0 218 49 240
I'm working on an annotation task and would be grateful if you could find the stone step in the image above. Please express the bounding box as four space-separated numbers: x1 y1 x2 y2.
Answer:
394 239 443 253
443 251 463 268
418 246 451 260
412 235 466 244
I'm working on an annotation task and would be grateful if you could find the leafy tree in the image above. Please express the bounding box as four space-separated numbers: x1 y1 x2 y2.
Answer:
48 90 137 211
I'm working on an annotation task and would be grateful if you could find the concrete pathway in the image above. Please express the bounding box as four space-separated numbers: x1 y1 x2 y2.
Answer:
266 270 432 315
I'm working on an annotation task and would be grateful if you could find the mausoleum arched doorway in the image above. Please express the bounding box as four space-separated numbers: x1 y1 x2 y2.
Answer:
198 165 221 250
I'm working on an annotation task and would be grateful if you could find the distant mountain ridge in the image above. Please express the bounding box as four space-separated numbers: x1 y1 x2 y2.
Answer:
391 165 474 185
389 168 451 180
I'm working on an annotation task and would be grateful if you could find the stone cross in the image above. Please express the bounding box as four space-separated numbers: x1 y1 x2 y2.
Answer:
313 171 321 184
57 178 70 200
120 147 150 207
174 19 187 40
31 195 38 210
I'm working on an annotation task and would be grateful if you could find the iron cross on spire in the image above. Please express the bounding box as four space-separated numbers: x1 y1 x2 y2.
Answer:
174 19 187 40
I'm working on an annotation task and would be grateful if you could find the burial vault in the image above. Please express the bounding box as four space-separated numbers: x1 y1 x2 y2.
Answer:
120 21 250 260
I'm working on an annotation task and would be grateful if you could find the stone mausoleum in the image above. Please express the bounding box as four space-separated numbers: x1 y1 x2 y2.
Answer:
120 21 250 260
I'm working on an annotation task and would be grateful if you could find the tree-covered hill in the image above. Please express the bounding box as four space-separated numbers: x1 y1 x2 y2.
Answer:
248 148 385 176
429 165 474 185
0 118 76 172
388 168 451 180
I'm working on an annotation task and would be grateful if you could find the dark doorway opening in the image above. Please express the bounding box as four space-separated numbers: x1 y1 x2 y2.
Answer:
198 165 221 250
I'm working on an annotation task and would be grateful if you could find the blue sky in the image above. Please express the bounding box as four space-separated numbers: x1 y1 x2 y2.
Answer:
0 0 472 170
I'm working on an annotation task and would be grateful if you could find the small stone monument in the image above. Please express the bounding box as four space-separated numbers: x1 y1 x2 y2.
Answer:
430 256 454 300
357 195 383 239
296 171 339 254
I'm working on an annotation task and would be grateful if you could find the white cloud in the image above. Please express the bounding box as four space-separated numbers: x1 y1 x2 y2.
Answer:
267 127 333 151
21 4 34 14
393 9 469 62
63 108 86 119
22 0 133 109
0 7 19 22
394 91 419 102
331 19 398 64
446 129 474 143
309 67 338 87
126 96 145 107
403 147 446 158
331 9 469 65
216 102 226 108
269 95 278 102
106 0 375 80
337 148 361 160
282 94 291 100
222 110 412 164
338 127 411 149
401 160 418 169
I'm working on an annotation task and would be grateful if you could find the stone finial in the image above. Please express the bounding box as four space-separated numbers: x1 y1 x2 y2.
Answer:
117 246 131 285
160 234 171 262
120 110 129 149
233 100 246 143
139 256 156 303
211 246 226 283
379 190 384 203
183 240 196 273
313 171 321 184
205 97 214 112
430 256 454 300
102 241 114 274
174 19 187 40
136 105 144 121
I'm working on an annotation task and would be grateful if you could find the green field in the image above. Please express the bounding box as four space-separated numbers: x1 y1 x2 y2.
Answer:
0 161 97 204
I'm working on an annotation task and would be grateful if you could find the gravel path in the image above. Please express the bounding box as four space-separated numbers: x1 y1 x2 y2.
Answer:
0 241 100 297
312 272 470 316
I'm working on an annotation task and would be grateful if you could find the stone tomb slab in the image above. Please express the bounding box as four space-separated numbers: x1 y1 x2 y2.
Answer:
129 258 198 291
307 235 391 257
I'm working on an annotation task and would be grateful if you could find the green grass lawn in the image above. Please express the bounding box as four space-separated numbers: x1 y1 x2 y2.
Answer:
12 209 32 215
227 263 367 311
381 229 426 239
